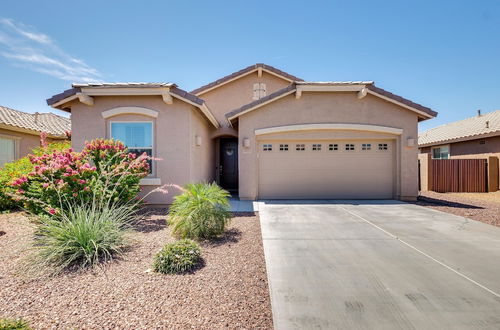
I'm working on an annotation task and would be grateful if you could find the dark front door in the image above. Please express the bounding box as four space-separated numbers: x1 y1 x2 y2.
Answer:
219 138 238 191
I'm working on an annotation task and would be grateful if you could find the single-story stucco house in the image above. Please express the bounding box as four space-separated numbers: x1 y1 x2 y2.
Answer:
419 109 500 160
0 105 70 167
47 63 437 204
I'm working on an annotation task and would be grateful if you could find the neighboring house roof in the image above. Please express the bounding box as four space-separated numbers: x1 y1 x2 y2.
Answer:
225 81 437 122
46 82 219 128
0 105 70 138
190 63 304 95
419 110 500 147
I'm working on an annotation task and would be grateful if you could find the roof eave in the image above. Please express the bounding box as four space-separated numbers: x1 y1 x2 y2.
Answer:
0 123 66 139
47 85 220 128
419 130 500 147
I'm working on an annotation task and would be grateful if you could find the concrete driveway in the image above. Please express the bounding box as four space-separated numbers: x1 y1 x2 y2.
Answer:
259 200 500 330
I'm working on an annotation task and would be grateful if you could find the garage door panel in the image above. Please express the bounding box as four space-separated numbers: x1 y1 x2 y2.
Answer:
258 139 395 199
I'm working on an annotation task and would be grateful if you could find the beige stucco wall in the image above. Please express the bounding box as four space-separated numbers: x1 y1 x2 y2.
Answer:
70 95 215 204
200 71 291 128
237 92 420 200
189 106 216 183
0 128 41 159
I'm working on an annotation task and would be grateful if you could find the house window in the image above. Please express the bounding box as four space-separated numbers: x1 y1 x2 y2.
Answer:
279 144 289 151
362 143 372 151
378 143 388 151
312 144 322 151
345 144 355 151
432 146 449 159
252 83 267 100
479 140 486 145
0 137 16 167
296 144 305 151
110 122 153 173
329 144 338 151
263 144 272 151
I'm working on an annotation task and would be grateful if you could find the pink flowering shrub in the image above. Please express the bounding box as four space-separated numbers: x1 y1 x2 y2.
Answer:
12 139 150 215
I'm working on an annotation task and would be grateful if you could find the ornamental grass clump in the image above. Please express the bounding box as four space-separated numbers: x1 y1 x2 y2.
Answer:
25 197 136 275
153 239 202 274
0 318 31 330
169 183 231 240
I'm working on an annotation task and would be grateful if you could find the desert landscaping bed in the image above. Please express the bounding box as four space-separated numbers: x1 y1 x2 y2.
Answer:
416 191 500 227
0 211 273 329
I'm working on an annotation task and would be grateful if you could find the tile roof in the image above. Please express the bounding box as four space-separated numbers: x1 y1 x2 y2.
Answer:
296 81 374 85
419 110 500 146
72 82 175 88
226 82 437 120
0 105 70 137
190 63 304 95
47 83 204 108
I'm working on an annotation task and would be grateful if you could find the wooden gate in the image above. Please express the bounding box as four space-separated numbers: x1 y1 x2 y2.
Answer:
431 159 487 193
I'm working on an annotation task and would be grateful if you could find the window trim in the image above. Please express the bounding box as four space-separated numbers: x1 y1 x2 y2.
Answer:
361 143 372 151
431 144 450 159
279 144 289 151
345 143 355 151
378 143 389 151
0 134 20 167
295 144 305 151
109 120 155 177
262 143 273 151
329 143 339 151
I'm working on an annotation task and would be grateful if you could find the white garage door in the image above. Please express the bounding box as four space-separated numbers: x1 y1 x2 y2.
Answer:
258 140 395 199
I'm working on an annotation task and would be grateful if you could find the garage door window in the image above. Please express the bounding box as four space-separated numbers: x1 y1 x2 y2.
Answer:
362 143 372 151
263 144 272 151
329 144 338 151
296 144 305 151
378 143 388 151
312 144 322 151
0 137 16 167
279 144 289 151
345 144 355 151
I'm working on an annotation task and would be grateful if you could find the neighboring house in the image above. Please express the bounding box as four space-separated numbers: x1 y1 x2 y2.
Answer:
47 63 437 204
419 109 500 161
0 105 71 167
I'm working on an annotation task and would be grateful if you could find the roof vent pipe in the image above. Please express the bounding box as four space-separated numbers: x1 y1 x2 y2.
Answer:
486 120 490 129
34 112 39 123
477 109 481 117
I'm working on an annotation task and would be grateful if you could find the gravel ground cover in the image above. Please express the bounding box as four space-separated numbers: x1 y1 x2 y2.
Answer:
416 191 500 227
0 211 273 329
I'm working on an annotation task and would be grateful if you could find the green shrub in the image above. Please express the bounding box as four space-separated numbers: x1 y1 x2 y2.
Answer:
169 183 231 240
0 141 71 211
25 198 136 275
153 239 202 274
0 158 32 211
0 318 31 330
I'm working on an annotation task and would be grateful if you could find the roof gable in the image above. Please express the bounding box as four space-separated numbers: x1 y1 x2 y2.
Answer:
46 83 219 128
419 110 500 146
226 82 437 123
190 63 303 96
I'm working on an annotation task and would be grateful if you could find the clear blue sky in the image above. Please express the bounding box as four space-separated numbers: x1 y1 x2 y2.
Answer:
1 0 499 132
